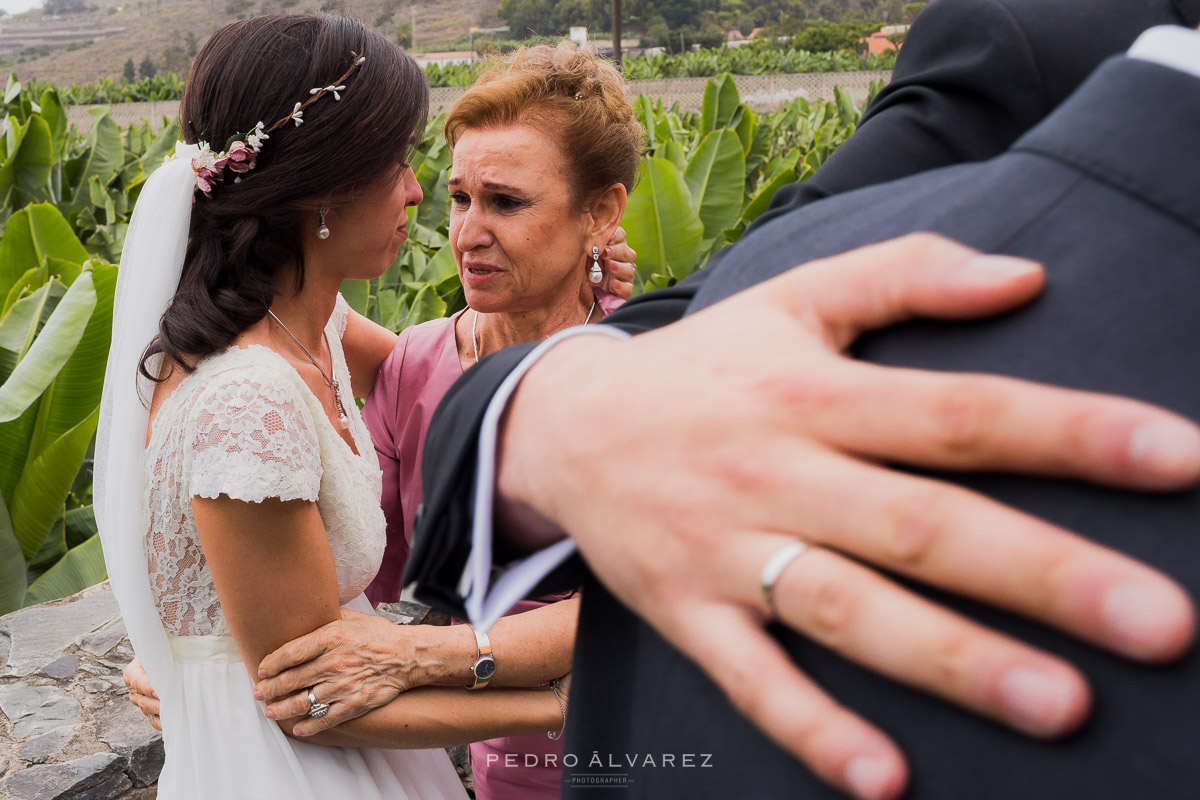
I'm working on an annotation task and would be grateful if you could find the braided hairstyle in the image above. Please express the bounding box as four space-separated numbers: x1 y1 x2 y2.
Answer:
140 14 427 379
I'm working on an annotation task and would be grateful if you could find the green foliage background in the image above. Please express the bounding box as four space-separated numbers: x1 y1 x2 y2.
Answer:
0 69 878 615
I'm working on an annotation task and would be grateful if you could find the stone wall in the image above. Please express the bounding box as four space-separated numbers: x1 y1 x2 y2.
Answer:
0 584 470 799
0 584 158 800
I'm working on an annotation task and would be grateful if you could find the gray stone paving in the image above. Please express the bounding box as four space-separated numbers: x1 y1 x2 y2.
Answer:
0 583 465 799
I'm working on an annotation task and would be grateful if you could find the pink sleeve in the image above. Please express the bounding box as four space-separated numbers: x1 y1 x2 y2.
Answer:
591 286 626 316
363 337 411 605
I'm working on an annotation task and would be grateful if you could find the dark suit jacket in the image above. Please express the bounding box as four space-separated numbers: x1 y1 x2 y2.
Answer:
409 56 1200 797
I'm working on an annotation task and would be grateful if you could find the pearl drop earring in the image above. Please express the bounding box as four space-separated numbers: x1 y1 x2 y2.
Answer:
317 207 330 240
589 245 603 284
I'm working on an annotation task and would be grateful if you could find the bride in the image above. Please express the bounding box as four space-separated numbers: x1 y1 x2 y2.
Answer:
96 15 572 798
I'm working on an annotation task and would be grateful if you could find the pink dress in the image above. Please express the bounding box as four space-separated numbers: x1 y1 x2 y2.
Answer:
361 310 565 800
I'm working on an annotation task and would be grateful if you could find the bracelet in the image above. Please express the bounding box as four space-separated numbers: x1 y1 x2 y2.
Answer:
547 678 567 741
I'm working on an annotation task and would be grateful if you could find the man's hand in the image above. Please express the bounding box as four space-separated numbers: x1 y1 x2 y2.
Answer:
498 234 1199 800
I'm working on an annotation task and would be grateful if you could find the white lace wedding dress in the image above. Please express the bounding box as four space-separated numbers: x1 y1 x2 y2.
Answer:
141 295 466 799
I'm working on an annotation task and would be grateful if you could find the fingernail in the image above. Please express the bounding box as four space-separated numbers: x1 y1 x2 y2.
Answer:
999 667 1074 736
845 756 894 800
252 689 263 701
258 669 267 678
957 255 1041 284
264 708 274 719
1104 581 1192 660
604 247 612 257
1128 420 1200 482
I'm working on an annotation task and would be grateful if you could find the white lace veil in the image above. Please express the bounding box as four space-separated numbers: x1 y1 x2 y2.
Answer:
95 142 200 706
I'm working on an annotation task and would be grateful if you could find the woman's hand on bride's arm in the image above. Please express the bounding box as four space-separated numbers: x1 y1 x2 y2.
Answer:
254 595 581 734
496 234 1200 800
251 609 471 730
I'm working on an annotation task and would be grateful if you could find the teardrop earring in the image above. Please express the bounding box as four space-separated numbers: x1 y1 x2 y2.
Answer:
589 245 603 284
317 207 331 240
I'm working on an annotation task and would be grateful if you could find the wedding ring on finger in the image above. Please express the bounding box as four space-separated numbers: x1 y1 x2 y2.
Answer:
307 689 330 719
760 541 810 617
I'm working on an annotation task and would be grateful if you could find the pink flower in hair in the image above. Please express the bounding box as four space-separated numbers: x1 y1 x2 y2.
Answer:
193 162 223 198
225 140 257 174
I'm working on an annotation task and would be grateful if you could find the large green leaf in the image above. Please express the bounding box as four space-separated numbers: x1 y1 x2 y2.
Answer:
399 284 447 331
64 111 123 208
0 271 96 423
734 105 759 155
38 89 68 159
138 119 181 174
0 280 65 359
0 491 26 615
415 242 458 286
655 140 686 171
684 130 746 246
24 531 106 606
416 166 450 231
699 73 740 136
9 406 100 561
64 504 97 549
0 203 91 298
32 264 115 446
340 279 371 317
622 156 704 285
27 508 66 585
3 73 21 105
0 115 53 213
741 167 796 226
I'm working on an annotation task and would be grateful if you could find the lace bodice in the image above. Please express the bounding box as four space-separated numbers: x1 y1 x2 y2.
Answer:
144 296 385 636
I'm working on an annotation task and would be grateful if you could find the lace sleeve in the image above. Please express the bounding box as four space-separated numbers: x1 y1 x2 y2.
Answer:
187 368 323 504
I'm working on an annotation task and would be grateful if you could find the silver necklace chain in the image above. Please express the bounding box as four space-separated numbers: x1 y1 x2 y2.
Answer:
267 309 351 429
472 300 597 364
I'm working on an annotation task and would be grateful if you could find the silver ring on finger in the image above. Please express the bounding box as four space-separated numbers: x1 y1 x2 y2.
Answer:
307 689 330 719
760 541 810 617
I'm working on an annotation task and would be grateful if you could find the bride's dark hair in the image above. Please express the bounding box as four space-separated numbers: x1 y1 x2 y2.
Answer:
140 14 427 379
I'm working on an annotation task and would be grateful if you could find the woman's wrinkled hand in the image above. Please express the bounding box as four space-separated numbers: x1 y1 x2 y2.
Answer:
123 657 162 732
498 233 1200 800
254 608 456 736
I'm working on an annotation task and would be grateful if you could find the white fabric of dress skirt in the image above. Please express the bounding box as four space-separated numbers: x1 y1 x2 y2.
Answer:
154 594 467 800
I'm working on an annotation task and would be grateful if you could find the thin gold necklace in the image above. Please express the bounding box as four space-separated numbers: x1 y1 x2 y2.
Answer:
471 301 597 364
267 309 350 430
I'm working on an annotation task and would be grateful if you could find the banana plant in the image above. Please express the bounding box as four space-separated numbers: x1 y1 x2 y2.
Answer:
0 203 114 615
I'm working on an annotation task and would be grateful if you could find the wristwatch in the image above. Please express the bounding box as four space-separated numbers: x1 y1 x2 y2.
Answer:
467 624 496 690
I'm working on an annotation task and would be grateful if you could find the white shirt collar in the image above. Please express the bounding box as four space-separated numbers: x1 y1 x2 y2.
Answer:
1128 24 1200 80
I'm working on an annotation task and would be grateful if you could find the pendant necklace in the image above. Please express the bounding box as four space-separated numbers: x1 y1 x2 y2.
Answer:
267 309 351 430
472 301 597 364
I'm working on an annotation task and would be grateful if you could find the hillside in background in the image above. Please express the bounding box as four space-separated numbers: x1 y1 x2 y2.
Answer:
4 0 501 85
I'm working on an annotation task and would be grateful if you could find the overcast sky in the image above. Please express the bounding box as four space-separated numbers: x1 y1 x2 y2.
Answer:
1 0 45 16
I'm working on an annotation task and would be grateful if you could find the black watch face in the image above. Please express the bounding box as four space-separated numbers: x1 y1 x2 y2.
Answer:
475 658 496 680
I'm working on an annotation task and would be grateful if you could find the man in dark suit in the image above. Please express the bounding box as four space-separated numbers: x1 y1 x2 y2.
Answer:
407 25 1200 800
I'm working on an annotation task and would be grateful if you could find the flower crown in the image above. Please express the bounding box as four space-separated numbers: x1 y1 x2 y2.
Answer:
171 52 368 199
